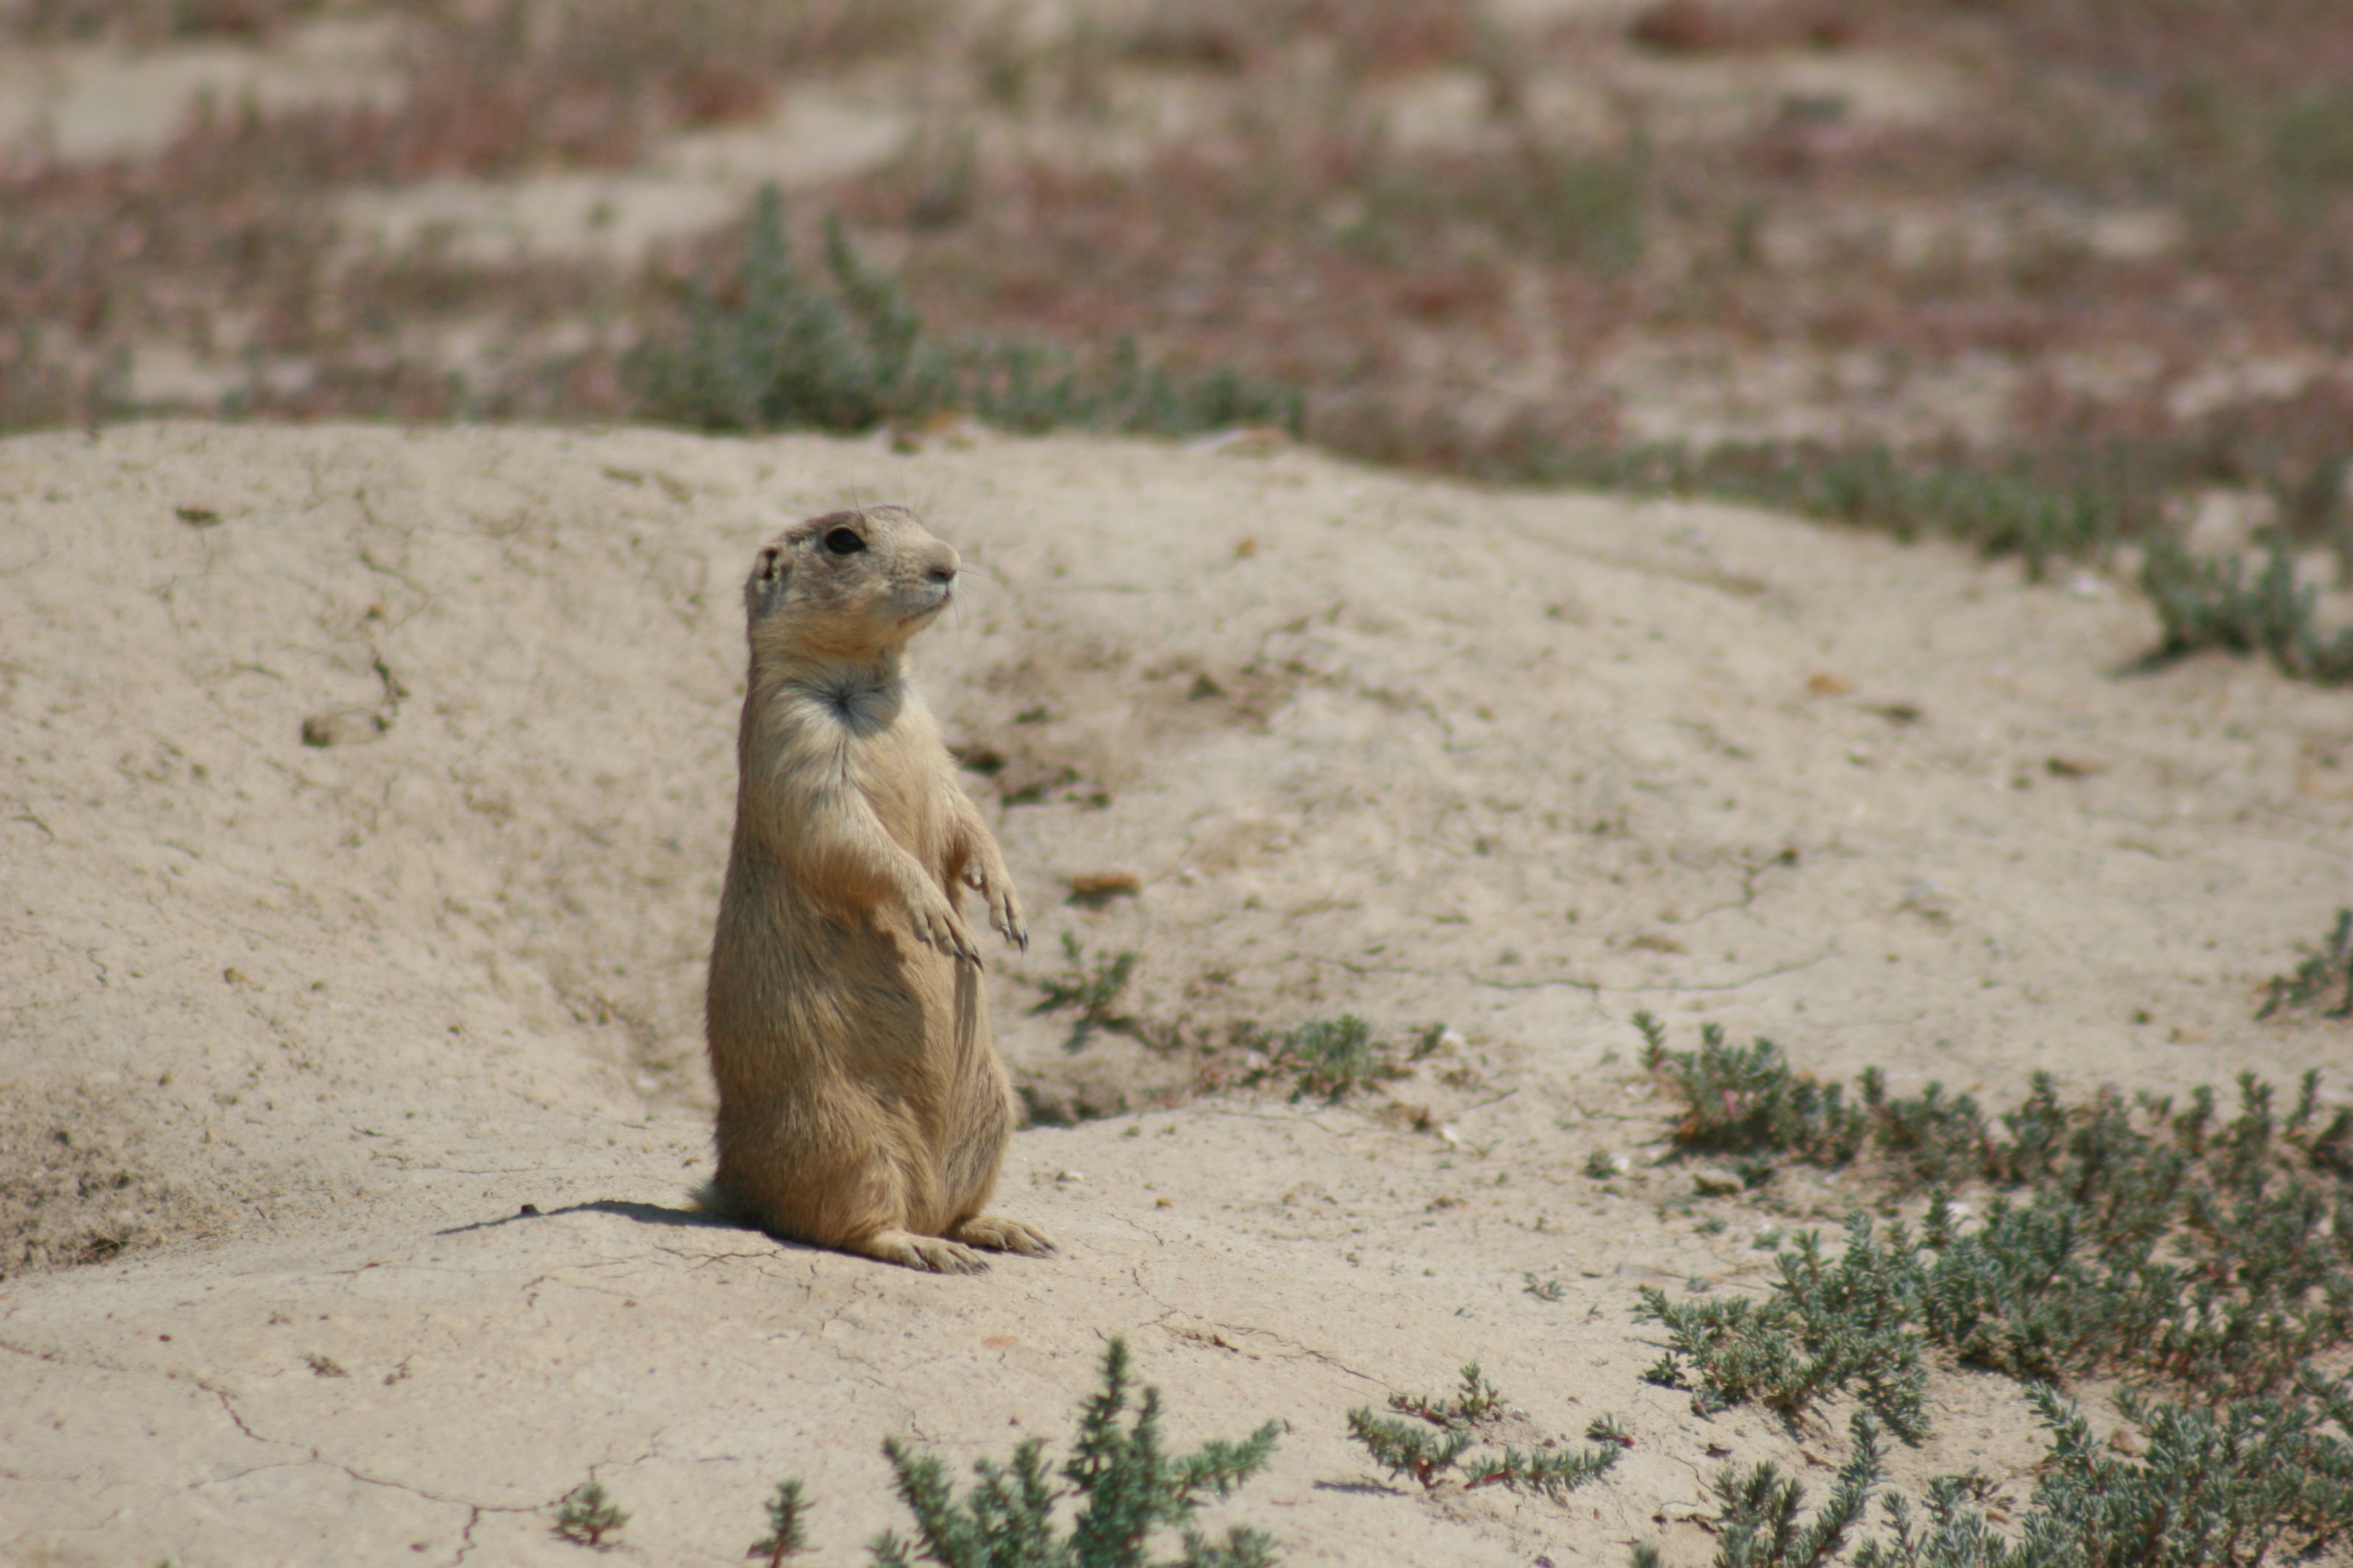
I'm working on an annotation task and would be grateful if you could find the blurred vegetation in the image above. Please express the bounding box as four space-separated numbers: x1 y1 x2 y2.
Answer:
626 187 1302 440
2257 909 2353 1022
2138 541 2353 684
2 0 2348 675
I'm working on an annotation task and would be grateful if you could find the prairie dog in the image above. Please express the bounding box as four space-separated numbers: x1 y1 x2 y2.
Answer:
701 505 1049 1274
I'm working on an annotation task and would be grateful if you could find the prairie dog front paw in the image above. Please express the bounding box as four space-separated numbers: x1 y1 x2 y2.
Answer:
906 882 979 963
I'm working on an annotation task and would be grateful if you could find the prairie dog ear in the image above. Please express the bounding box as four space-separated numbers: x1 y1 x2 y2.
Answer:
745 543 790 621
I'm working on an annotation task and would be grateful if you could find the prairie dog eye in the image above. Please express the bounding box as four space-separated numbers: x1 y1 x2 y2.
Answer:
824 527 866 556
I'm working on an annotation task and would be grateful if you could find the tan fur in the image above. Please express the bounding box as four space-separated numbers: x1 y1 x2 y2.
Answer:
701 505 1049 1274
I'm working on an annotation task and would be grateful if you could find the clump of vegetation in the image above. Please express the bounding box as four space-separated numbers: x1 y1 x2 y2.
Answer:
1634 1012 1868 1167
1633 1388 2353 1568
1625 1013 2353 1563
554 1477 630 1547
1243 1017 1429 1101
1347 1363 1621 1501
1631 1412 1885 1568
1630 1016 2353 1560
2268 85 2353 217
1638 1215 1930 1442
749 1477 811 1565
1507 442 2152 581
2257 908 2353 1020
2138 542 2353 686
1640 1027 2353 1417
1340 134 1649 272
1030 933 1147 1051
870 1336 1281 1568
1640 1009 2002 1191
1339 1413 1473 1492
1024 948 1442 1106
1387 1361 1504 1427
628 186 1302 441
626 187 948 433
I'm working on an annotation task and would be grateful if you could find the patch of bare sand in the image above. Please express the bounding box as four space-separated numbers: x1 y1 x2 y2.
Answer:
1 422 2346 1566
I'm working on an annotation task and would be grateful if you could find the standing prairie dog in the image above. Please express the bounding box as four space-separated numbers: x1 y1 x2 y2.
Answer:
701 505 1049 1274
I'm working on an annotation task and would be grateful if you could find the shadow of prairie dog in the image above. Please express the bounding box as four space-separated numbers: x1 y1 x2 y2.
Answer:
701 505 1049 1273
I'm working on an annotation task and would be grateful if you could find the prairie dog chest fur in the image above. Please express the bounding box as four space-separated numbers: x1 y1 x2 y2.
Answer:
701 504 1048 1275
747 660 954 886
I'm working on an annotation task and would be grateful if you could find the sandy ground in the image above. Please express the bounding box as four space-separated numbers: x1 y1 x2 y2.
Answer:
3 420 2349 1567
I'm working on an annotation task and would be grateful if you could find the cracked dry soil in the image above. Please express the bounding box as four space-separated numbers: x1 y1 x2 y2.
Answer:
1 422 2346 1566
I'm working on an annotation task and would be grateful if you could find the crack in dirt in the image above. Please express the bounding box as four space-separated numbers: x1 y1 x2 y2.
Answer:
1123 1265 1383 1386
201 1374 543 1552
1601 950 1839 995
1655 848 1805 927
0 1503 129 1558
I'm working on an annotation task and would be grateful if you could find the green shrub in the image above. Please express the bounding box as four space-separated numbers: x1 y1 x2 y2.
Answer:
1637 1389 2353 1567
553 1477 629 1547
869 1336 1280 1568
1347 1363 1621 1501
627 186 947 432
1638 1214 1929 1442
1386 1362 1502 1428
1635 1012 1868 1167
1639 1048 2353 1423
750 1477 812 1565
2138 541 2353 686
1633 1020 2353 1565
2268 87 2353 212
628 187 1302 441
1496 442 2154 580
1631 1412 1885 1568
2257 909 2353 1020
1029 934 1145 1051
1251 1017 1407 1101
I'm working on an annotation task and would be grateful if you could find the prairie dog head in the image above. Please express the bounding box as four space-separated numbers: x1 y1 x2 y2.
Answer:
743 505 961 661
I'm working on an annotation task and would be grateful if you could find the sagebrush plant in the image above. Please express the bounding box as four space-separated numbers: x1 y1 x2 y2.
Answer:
1628 1017 2353 1564
2257 908 2353 1021
1346 1362 1621 1502
868 1336 1281 1568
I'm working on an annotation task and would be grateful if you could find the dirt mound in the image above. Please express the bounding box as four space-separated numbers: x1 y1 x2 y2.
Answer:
1 421 2344 1566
